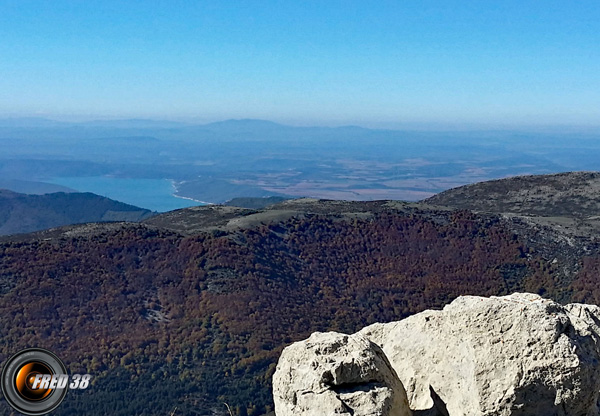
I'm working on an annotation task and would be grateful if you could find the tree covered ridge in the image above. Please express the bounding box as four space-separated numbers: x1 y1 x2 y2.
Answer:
0 209 596 415
0 189 154 236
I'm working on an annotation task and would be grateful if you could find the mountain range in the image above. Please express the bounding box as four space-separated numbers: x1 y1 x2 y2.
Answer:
0 172 599 415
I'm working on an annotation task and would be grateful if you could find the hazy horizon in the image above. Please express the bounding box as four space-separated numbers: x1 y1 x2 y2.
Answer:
1 115 600 133
1 1 598 127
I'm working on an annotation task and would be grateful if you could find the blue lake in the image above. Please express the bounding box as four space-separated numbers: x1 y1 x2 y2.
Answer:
49 177 205 212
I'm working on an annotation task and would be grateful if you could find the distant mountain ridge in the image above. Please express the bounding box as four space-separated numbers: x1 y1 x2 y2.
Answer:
0 178 75 194
0 189 154 235
3 117 600 203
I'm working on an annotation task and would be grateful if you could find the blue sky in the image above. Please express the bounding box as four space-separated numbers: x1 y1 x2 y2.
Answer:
0 1 598 127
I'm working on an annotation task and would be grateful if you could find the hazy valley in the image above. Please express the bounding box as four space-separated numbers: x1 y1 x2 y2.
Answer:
2 118 600 207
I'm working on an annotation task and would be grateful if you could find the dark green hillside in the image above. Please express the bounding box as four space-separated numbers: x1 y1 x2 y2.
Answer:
0 203 588 415
0 189 154 235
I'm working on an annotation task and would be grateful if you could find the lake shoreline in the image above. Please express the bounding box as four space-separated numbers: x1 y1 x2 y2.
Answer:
48 176 207 212
169 180 214 205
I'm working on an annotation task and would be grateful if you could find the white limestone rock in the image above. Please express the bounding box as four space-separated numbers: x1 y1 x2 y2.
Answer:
565 302 600 340
359 293 600 416
273 331 412 416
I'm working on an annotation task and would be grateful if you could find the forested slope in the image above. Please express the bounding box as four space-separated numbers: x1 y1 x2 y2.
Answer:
2 198 598 415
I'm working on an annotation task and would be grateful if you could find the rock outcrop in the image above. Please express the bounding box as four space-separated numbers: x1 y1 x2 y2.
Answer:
274 293 600 416
273 332 412 416
360 293 600 415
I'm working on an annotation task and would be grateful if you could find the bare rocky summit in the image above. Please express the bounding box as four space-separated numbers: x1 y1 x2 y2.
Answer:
274 293 600 416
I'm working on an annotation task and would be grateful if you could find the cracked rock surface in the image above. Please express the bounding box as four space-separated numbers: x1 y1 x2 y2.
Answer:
359 293 600 416
273 331 412 416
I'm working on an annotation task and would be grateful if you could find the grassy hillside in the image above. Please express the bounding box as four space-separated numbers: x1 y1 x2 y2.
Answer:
425 171 600 219
224 196 291 209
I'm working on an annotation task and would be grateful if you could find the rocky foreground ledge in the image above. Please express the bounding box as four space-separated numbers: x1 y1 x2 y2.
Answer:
272 293 600 416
